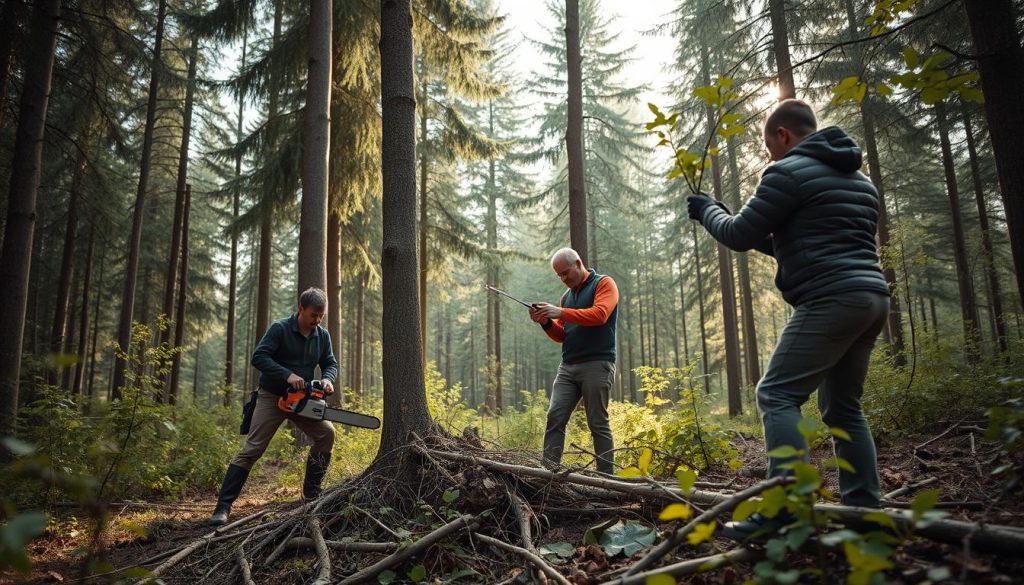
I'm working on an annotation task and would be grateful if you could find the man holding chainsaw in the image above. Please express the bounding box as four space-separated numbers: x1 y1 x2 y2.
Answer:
529 247 619 475
209 287 339 526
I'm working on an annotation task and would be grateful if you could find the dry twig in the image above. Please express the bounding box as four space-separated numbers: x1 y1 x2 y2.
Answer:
473 531 571 585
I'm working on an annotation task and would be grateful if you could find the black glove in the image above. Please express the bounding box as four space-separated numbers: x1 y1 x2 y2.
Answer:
686 193 714 222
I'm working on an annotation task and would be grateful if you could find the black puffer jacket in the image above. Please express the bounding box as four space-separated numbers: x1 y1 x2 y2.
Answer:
700 126 890 306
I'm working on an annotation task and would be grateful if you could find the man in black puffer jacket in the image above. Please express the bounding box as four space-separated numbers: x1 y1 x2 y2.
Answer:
687 99 891 540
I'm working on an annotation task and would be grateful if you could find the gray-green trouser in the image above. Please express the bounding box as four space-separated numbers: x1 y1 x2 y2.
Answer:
757 291 890 507
544 360 616 474
231 389 335 470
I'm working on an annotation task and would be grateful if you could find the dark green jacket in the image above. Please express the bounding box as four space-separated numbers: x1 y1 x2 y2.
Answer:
699 126 890 306
251 314 338 396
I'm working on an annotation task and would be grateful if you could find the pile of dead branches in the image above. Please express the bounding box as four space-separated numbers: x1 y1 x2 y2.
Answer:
107 429 1024 584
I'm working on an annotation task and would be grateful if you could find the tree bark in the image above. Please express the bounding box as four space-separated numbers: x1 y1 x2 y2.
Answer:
225 25 247 401
0 0 61 436
692 224 710 396
74 228 94 396
112 0 167 399
49 149 86 384
298 0 332 292
0 0 23 133
354 272 365 398
326 208 341 406
376 0 431 459
418 75 430 365
768 0 795 99
167 185 192 404
726 135 760 384
961 103 1008 354
564 0 588 264
962 0 1024 311
935 102 981 353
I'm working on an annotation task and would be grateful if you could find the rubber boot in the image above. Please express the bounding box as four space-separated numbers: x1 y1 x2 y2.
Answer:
302 450 331 501
208 464 250 526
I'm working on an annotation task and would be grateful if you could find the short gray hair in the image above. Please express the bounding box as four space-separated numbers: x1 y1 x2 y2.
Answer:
298 287 328 309
550 247 580 267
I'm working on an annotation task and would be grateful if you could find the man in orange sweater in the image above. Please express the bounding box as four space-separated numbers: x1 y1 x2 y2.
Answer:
530 247 620 474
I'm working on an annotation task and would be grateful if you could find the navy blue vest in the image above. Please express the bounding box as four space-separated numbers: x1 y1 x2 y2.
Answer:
560 270 618 363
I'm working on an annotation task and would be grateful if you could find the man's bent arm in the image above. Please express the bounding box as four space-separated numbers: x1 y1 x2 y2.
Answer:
251 323 292 380
558 278 619 325
320 334 339 383
700 166 800 252
541 318 565 343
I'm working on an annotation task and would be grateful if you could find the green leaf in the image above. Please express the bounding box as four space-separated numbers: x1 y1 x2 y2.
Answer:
645 574 676 585
618 466 643 478
862 512 898 530
760 486 787 518
658 503 692 521
537 541 575 560
583 517 620 546
1 438 36 457
793 462 822 495
648 103 661 116
676 468 697 494
927 567 952 581
377 570 396 584
902 47 919 69
638 447 654 474
786 526 814 550
835 76 861 92
686 521 716 546
445 568 479 581
442 488 460 503
732 499 758 522
600 520 657 557
766 537 787 561
876 82 893 97
820 529 860 547
911 489 940 523
822 457 856 473
829 427 852 441
767 445 801 459
408 564 426 583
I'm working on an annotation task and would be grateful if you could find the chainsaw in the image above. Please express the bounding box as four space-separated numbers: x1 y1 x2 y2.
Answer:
277 380 380 429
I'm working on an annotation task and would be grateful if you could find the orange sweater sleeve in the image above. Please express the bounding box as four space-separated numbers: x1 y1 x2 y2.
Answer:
559 277 619 326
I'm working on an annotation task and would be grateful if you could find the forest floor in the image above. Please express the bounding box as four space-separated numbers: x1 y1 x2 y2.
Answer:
11 421 1024 585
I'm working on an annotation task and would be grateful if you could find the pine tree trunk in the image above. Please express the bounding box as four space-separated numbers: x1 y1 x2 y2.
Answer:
74 228 94 396
769 0 795 99
485 100 503 412
355 272 365 398
112 0 167 399
0 0 23 133
636 270 646 365
377 0 431 459
418 75 430 366
564 0 588 264
326 208 341 406
625 302 636 403
167 185 192 404
87 243 107 400
0 0 61 436
692 224 711 396
725 135 761 384
225 26 247 401
677 257 690 365
49 149 85 384
298 0 332 292
961 104 1008 354
935 102 981 353
962 0 1024 311
701 45 742 415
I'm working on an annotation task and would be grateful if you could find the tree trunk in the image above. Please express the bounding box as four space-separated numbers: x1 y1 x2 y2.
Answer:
418 75 430 366
354 272 365 398
326 209 341 406
564 0 588 264
962 0 1024 311
725 135 760 384
677 257 690 365
485 100 502 413
225 25 247 401
961 103 1008 354
112 0 167 399
87 242 107 400
49 149 86 384
768 0 795 99
0 0 23 133
0 0 61 436
692 224 710 396
701 44 742 414
625 302 636 402
74 228 94 396
167 185 192 404
377 0 431 459
298 0 332 292
935 102 981 352
636 270 646 366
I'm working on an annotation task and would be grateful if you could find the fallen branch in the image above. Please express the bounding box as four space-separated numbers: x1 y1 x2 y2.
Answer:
215 508 271 535
286 537 398 553
473 532 571 585
624 476 792 577
309 516 331 585
137 526 255 584
235 546 255 585
336 514 477 584
603 547 762 585
419 447 730 507
263 523 299 567
915 417 966 452
882 476 938 500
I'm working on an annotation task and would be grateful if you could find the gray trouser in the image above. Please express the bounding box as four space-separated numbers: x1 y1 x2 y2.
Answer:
544 360 616 474
230 389 336 470
758 291 890 507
